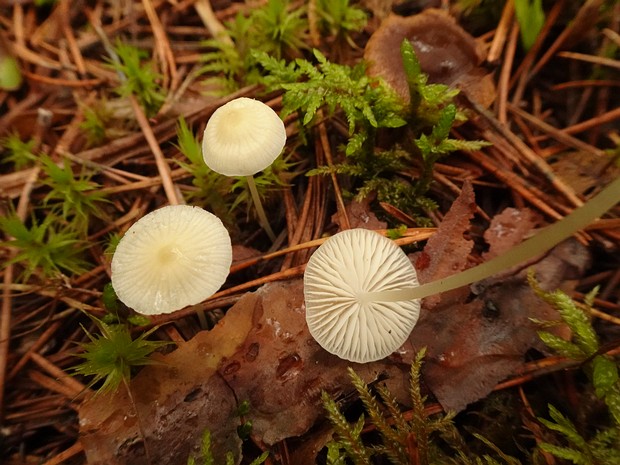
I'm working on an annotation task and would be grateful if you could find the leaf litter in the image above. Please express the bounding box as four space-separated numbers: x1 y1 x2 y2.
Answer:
80 184 591 461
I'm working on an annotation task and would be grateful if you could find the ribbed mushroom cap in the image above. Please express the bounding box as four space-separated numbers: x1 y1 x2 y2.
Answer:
111 205 232 315
202 97 286 177
303 228 421 363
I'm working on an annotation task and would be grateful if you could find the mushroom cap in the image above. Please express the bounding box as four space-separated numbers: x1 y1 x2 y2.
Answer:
303 228 421 363
111 205 232 315
202 97 286 177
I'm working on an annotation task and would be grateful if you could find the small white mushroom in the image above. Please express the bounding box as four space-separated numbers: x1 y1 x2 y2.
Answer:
303 228 421 363
202 97 286 241
202 97 286 177
111 205 232 315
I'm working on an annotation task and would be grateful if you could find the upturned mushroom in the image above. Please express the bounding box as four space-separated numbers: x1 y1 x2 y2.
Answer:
304 176 620 362
111 205 232 315
202 97 286 241
304 228 421 363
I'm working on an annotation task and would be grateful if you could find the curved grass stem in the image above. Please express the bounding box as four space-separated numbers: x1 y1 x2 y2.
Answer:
369 176 620 302
246 175 276 242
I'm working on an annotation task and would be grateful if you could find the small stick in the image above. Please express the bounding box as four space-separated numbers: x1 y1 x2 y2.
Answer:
129 94 182 205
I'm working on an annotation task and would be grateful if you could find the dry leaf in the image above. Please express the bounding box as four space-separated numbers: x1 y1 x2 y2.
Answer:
364 9 496 107
412 180 476 309
483 207 541 258
406 197 590 412
79 281 408 463
332 198 388 230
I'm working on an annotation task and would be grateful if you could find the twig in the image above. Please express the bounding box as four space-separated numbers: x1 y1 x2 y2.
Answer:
486 0 514 64
40 442 84 465
142 0 178 90
128 94 182 205
316 111 350 230
195 0 234 46
557 50 620 70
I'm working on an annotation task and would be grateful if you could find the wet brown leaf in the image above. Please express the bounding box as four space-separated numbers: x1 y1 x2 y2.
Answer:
412 180 477 309
407 198 590 412
78 294 256 465
332 198 388 230
364 9 496 107
79 281 408 462
483 207 541 258
218 280 405 445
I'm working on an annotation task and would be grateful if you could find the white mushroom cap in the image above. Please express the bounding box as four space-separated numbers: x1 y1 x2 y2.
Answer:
111 205 232 315
304 228 421 363
202 97 286 177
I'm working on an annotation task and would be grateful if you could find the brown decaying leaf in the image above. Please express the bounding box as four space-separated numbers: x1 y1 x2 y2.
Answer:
413 180 477 310
78 294 256 464
79 281 407 462
80 188 591 458
406 188 590 412
482 207 541 258
331 197 388 230
364 9 496 108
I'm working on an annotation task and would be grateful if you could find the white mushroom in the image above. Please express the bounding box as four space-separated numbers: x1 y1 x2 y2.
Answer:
202 97 286 177
303 228 421 363
202 97 286 241
303 177 620 363
111 205 232 315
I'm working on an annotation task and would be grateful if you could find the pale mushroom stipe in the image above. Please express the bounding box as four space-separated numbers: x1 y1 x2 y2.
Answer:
304 228 421 363
111 205 232 315
202 97 286 241
304 176 620 362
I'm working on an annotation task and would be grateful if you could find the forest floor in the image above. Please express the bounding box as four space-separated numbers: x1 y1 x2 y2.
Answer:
0 1 619 464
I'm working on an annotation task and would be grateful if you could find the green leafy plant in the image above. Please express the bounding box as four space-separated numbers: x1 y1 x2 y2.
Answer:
39 154 109 234
107 39 165 117
250 0 308 59
529 272 620 464
229 154 299 217
255 48 407 154
254 42 487 221
173 117 234 221
0 132 38 169
316 0 367 51
200 0 308 93
537 404 620 465
0 54 22 91
0 212 89 281
322 349 520 465
174 117 297 232
72 313 171 395
413 103 489 197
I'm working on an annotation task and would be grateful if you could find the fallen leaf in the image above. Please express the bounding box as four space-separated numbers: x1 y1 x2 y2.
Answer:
332 198 388 230
364 9 496 107
79 293 257 465
483 207 541 259
79 281 409 463
406 197 590 412
217 280 406 445
412 180 476 309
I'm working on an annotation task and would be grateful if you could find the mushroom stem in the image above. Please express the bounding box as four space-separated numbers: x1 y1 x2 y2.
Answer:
367 176 620 302
246 175 277 242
